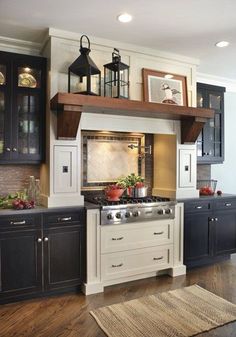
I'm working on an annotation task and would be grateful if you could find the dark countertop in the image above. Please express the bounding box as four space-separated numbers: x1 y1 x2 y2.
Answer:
0 205 85 216
84 201 100 210
178 193 236 202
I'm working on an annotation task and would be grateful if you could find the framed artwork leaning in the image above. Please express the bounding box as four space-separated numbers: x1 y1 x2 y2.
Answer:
142 68 188 106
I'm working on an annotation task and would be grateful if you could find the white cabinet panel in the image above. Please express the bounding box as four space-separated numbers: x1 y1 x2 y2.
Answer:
101 245 173 281
179 148 196 188
101 220 173 254
54 145 77 193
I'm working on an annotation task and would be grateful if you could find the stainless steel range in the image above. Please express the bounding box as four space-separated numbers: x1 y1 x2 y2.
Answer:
86 196 176 225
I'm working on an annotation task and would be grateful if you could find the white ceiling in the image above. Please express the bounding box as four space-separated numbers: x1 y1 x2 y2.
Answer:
0 0 236 79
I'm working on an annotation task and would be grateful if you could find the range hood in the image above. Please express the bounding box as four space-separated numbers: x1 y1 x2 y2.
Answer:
50 93 214 143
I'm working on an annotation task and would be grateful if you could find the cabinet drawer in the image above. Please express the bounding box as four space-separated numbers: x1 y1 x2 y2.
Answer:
101 220 173 254
43 208 85 227
101 245 173 281
214 199 236 211
184 201 212 213
0 214 41 231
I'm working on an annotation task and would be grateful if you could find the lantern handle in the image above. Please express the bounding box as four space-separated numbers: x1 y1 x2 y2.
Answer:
112 48 121 61
80 35 90 50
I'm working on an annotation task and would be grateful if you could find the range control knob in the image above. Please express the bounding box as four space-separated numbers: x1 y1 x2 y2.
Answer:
133 211 140 217
107 213 114 220
165 208 171 215
157 209 164 215
115 212 122 219
125 211 132 218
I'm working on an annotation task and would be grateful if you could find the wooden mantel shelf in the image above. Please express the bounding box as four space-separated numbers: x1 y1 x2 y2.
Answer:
50 93 214 143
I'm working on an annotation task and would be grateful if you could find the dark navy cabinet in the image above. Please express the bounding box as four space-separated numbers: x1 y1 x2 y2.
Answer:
184 197 236 268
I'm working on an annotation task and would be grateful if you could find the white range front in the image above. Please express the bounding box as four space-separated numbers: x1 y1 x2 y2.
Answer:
83 203 186 295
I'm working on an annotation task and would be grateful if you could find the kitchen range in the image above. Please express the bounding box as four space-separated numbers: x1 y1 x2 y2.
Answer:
84 192 185 295
86 196 176 225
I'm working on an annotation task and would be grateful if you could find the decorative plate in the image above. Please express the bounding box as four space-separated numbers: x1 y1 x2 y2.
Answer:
18 73 37 88
0 72 5 85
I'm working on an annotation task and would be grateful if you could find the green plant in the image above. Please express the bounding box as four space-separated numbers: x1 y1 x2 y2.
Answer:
117 173 144 188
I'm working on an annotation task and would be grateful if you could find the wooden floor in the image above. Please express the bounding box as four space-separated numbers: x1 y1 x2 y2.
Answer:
1 256 236 337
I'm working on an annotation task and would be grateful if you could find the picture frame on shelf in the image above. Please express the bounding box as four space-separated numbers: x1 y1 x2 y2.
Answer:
142 68 188 106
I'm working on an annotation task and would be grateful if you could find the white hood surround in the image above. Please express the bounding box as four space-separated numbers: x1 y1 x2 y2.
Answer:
41 29 200 207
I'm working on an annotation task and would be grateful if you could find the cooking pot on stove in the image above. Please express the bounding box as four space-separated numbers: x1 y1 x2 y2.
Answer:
126 186 148 198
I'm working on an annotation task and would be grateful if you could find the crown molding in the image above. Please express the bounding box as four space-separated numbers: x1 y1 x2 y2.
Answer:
48 27 200 66
197 72 236 92
0 35 41 55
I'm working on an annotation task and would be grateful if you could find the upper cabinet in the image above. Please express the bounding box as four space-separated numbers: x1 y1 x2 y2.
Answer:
197 83 225 164
0 51 46 164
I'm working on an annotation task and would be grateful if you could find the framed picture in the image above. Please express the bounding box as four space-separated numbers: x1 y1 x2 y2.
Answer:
142 68 188 106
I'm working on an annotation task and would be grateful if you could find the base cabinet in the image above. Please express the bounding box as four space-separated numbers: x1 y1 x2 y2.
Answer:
84 204 186 295
184 197 236 268
0 226 42 297
0 208 85 303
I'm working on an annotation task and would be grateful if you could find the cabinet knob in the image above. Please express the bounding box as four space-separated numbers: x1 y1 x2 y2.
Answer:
210 218 215 222
12 148 18 152
37 238 42 243
5 147 11 152
43 237 49 242
215 217 218 222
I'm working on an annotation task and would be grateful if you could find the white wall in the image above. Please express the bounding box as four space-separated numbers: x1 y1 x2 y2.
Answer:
211 92 236 193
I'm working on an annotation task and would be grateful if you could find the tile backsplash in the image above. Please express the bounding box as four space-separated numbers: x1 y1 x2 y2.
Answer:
197 164 211 181
82 131 154 196
0 165 40 196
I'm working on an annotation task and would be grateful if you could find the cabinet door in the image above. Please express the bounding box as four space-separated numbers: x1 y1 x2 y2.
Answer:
0 54 12 161
11 55 46 163
184 213 213 267
214 211 236 256
43 224 85 291
0 228 42 299
197 83 225 164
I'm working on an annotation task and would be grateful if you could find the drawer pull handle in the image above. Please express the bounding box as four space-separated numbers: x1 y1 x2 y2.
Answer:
195 206 203 209
58 217 72 222
10 220 26 225
112 263 123 268
225 203 232 207
153 256 164 261
154 231 164 235
112 237 124 241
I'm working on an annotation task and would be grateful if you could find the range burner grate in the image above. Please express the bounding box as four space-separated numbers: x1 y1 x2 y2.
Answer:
86 196 170 206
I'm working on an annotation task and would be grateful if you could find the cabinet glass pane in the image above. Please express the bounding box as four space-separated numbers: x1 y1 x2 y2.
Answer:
214 143 221 157
209 93 221 110
197 141 203 157
0 92 5 154
0 65 6 85
197 92 204 108
18 67 41 88
17 94 40 155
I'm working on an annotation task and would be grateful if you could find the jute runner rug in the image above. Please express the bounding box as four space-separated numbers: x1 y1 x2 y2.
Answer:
90 285 236 337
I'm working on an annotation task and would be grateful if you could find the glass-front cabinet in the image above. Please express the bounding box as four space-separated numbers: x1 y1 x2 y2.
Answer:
197 83 225 164
0 51 46 164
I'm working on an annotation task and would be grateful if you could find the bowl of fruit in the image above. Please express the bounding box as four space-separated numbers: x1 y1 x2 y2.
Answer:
104 184 125 201
197 180 217 196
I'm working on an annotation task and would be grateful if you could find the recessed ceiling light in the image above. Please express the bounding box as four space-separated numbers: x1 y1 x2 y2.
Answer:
215 41 229 48
117 13 133 23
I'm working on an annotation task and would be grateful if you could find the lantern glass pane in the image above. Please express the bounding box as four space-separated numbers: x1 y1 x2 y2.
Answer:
70 73 87 93
91 74 100 95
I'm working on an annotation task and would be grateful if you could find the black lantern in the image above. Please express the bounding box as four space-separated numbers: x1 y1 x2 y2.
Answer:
68 35 101 95
104 48 129 99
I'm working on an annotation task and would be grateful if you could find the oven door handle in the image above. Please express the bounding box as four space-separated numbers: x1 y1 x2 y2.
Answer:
112 237 124 241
